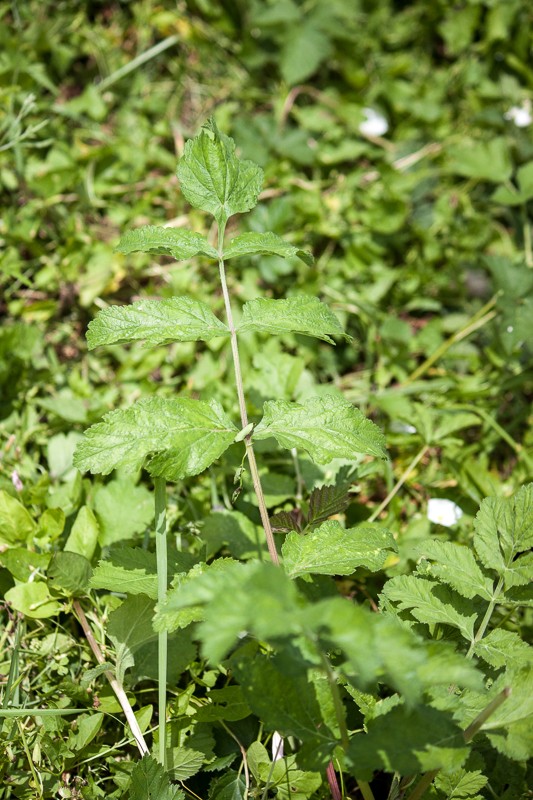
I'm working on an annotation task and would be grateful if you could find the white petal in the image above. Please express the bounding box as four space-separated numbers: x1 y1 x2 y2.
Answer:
504 104 532 128
271 731 284 761
359 108 389 137
427 498 463 527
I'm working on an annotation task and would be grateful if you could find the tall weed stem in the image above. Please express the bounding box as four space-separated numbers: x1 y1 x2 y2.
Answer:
217 227 279 565
154 476 168 765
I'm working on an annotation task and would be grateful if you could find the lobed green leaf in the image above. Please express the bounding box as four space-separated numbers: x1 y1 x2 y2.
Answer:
224 231 313 265
177 118 263 227
473 484 533 588
282 520 397 578
128 754 184 800
237 295 347 344
87 297 229 349
414 539 493 600
116 225 218 260
254 395 387 463
473 629 533 670
346 705 468 781
73 396 237 481
381 574 478 641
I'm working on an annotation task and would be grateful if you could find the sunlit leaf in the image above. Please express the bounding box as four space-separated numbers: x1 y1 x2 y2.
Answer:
129 754 184 800
238 296 346 344
177 118 263 226
87 297 229 348
474 484 533 588
74 397 237 480
282 520 397 578
254 395 387 463
116 225 218 260
224 232 313 265
414 540 493 600
381 575 478 641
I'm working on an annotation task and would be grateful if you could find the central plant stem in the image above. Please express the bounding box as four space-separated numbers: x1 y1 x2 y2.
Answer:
217 227 279 566
154 476 168 766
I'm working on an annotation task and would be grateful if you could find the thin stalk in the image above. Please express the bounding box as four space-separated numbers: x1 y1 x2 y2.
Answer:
220 722 250 799
407 688 511 800
326 761 342 800
217 227 279 565
368 445 429 523
466 576 505 659
73 600 149 757
318 648 376 800
154 476 168 766
403 296 498 385
17 719 43 796
96 35 179 91
463 687 511 742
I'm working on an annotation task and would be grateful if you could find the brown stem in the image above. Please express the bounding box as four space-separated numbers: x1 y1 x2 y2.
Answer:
73 600 149 757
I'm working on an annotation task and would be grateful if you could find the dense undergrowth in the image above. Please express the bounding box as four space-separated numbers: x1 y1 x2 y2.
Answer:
0 2 532 799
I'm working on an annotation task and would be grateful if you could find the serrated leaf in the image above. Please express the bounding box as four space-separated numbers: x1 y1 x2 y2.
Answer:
209 772 246 800
282 520 397 578
90 548 158 599
87 297 229 349
177 118 263 226
155 559 240 633
195 686 250 722
381 575 478 641
434 768 488 798
270 756 322 800
167 748 205 782
346 705 468 781
270 509 305 533
74 397 237 480
473 484 533 588
128 754 184 800
414 540 493 600
231 650 337 764
254 395 387 463
224 232 313 265
473 629 533 670
463 668 533 761
116 225 218 260
238 296 345 344
47 551 92 596
307 478 352 527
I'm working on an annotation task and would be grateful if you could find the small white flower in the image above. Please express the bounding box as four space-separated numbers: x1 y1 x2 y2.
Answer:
427 498 463 527
504 100 532 128
271 731 284 762
359 108 389 137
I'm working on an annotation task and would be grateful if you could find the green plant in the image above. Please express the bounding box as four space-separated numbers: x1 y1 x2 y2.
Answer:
51 120 530 798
